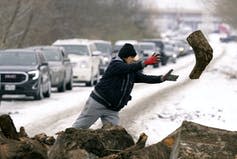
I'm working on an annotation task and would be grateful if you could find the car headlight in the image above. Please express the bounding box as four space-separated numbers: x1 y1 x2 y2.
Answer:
179 47 184 52
79 61 90 68
103 57 109 64
28 70 39 80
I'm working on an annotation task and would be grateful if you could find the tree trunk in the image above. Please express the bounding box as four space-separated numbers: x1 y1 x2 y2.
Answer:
186 30 213 79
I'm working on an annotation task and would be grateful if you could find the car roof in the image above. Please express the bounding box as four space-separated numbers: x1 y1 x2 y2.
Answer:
2 49 40 54
52 38 90 45
90 40 112 44
27 45 65 51
114 40 138 45
139 42 156 46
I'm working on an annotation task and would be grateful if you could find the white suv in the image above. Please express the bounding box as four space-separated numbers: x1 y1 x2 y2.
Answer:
52 39 101 86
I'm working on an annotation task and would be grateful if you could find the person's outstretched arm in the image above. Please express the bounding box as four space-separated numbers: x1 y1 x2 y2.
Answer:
135 69 179 83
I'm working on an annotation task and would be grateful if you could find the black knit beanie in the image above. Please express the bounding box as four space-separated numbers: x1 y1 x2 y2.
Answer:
118 43 137 58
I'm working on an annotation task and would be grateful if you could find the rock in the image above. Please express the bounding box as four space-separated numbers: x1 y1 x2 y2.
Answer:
187 30 213 79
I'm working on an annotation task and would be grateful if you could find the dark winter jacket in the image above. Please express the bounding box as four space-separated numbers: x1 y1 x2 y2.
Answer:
90 56 163 111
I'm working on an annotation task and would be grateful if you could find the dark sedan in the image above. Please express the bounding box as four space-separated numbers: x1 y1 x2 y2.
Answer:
0 49 51 100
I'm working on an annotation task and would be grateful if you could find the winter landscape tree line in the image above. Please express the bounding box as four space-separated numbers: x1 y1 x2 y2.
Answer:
0 0 156 49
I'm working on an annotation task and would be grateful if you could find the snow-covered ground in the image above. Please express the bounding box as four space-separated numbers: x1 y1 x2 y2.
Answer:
122 34 237 145
1 33 237 146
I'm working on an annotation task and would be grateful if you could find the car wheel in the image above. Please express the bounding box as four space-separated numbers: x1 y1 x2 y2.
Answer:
34 82 44 100
85 76 94 87
44 81 51 98
58 79 66 92
66 76 73 90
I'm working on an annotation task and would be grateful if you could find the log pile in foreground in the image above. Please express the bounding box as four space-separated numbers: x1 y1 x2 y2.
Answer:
1 114 237 159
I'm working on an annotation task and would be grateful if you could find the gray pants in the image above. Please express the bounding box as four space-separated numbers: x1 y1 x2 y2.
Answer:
72 97 119 129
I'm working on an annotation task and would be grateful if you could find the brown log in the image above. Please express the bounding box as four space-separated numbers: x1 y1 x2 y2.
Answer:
0 114 48 159
19 127 28 138
125 132 148 151
186 30 213 79
169 121 237 159
101 133 170 159
0 114 18 140
48 125 135 159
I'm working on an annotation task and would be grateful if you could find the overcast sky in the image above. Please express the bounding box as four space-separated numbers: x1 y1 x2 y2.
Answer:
142 0 206 12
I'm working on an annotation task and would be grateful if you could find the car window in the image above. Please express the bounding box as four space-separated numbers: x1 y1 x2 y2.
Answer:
114 45 123 51
42 50 62 61
94 43 111 54
164 44 173 51
0 52 37 66
56 45 89 56
140 45 155 50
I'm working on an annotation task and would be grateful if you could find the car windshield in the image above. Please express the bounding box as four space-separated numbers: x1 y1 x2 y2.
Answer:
164 44 173 51
114 44 140 53
94 43 111 54
0 51 37 66
140 45 154 50
55 45 89 56
114 45 122 51
42 49 62 61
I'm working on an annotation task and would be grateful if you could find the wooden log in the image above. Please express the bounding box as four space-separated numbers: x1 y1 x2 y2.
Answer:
0 114 18 140
186 30 213 79
170 121 237 159
48 125 135 159
101 133 170 159
0 114 48 159
125 132 148 151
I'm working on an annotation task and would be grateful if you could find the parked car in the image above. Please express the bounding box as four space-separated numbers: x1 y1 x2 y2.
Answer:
91 40 112 74
0 49 51 100
173 39 193 57
163 42 178 64
139 42 159 68
114 40 143 60
52 39 101 86
220 35 237 43
142 39 169 65
29 46 73 92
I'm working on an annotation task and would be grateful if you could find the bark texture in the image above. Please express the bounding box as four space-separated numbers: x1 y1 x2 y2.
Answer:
187 30 213 79
1 114 237 159
0 114 54 159
48 124 135 159
169 121 237 159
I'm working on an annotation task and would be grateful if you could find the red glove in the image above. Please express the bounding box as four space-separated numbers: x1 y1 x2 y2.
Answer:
144 53 160 65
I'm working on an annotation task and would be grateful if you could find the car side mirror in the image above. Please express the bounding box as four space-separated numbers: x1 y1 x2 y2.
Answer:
63 58 70 62
42 62 48 66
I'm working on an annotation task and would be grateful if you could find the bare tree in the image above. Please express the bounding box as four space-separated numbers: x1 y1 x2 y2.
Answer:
0 0 158 48
207 0 237 28
0 0 21 48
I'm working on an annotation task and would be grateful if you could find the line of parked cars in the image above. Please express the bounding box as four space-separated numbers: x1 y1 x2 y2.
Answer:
0 37 192 100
